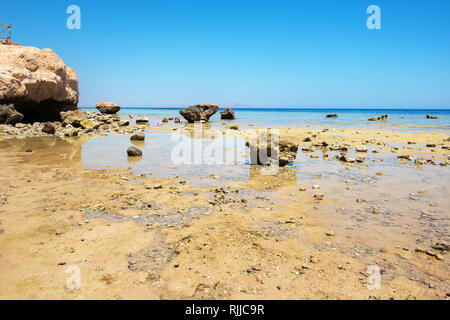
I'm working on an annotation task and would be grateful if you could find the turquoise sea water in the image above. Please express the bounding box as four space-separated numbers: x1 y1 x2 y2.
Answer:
81 108 450 131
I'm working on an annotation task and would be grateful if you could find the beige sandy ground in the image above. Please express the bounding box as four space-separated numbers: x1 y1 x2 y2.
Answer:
0 124 449 300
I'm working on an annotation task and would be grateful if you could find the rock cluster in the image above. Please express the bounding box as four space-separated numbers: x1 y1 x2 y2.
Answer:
179 104 219 123
368 115 389 121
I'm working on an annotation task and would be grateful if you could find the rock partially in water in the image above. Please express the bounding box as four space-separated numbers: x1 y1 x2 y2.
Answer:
325 114 338 118
220 108 235 120
356 145 368 152
131 132 145 141
246 137 298 167
0 104 23 125
136 117 149 124
368 115 389 121
179 104 219 123
96 101 120 114
127 146 142 157
426 114 438 119
340 155 355 163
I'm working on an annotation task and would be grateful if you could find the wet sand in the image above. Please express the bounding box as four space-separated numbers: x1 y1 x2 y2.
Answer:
0 121 449 300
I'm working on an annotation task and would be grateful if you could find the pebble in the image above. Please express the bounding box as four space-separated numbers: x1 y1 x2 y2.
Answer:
299 186 306 192
312 185 320 190
309 256 318 264
325 231 335 237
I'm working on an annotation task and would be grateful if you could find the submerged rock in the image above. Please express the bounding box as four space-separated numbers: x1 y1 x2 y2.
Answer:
0 104 23 125
179 104 219 123
0 44 79 122
96 101 120 114
220 108 235 120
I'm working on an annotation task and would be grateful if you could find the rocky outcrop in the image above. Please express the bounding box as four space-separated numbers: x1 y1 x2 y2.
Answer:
96 101 120 115
426 114 438 119
326 114 338 118
368 115 389 121
179 104 218 123
0 104 23 125
220 108 235 120
246 137 298 167
60 110 86 127
0 44 79 122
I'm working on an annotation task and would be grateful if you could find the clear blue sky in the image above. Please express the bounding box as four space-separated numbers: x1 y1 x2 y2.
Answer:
3 0 450 108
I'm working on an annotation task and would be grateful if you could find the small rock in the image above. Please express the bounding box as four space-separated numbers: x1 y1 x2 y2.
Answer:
127 146 142 157
42 122 56 135
131 132 145 141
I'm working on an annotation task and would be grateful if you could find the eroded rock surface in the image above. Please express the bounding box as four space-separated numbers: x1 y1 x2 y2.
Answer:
96 101 120 115
0 44 79 122
220 108 235 120
179 104 218 123
0 104 23 125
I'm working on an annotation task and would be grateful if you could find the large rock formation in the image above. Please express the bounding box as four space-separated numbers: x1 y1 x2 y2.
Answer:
179 104 219 123
220 108 235 120
0 44 79 122
96 101 120 114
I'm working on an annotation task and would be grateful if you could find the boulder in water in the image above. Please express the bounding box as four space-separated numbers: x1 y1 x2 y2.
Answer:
179 104 218 123
220 108 235 120
96 101 120 114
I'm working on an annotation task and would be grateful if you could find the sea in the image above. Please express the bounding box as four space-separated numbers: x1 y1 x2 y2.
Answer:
81 107 450 131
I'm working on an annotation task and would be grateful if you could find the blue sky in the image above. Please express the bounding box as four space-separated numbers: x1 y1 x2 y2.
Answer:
2 0 450 108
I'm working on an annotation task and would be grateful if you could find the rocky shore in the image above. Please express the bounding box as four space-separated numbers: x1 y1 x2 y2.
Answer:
0 43 449 301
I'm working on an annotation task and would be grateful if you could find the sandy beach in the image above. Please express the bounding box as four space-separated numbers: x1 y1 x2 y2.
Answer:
0 119 448 300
